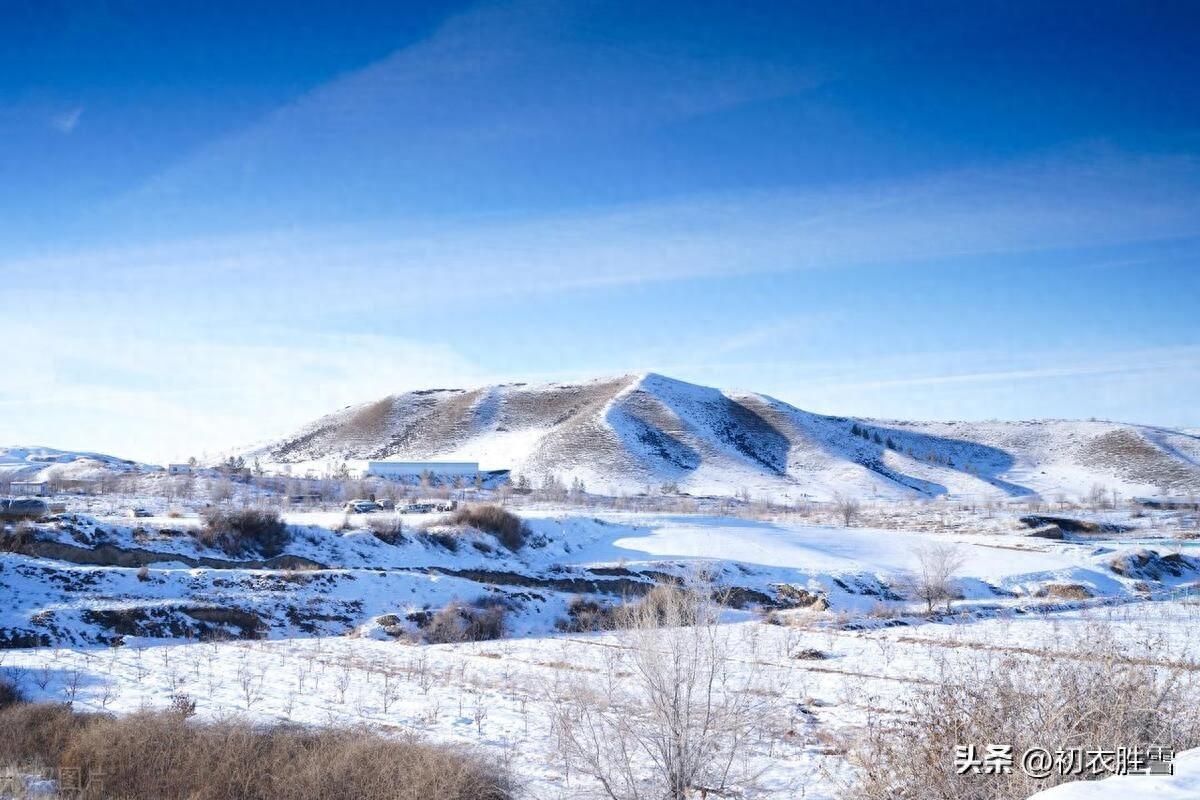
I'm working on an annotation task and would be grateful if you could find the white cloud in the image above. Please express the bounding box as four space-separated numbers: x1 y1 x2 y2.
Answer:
0 329 489 464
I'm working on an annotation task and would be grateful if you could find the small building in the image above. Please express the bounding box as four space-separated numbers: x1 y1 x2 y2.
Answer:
168 464 192 475
366 461 479 481
10 481 49 496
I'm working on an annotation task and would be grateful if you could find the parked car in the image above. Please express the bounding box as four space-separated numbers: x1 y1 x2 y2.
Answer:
342 499 381 514
0 498 49 520
127 508 153 518
398 499 457 514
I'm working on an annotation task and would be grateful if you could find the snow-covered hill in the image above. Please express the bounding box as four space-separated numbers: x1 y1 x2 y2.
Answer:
0 446 152 483
242 373 1200 501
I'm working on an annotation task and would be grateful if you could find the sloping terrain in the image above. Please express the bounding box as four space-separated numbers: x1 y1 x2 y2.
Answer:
243 373 1200 501
0 446 150 484
3 507 1196 648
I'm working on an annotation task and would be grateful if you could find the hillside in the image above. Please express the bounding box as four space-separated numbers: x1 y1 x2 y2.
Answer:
241 373 1200 501
0 446 150 484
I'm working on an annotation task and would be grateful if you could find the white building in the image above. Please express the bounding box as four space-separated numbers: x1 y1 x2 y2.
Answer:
11 481 49 496
366 461 479 481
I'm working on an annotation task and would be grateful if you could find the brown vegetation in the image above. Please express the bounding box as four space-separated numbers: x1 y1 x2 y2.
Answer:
365 514 405 545
420 598 508 643
0 676 24 709
446 504 529 550
0 702 511 800
196 508 290 557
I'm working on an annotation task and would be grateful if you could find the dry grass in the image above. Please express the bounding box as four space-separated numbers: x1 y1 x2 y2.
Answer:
0 521 36 552
0 703 511 800
0 702 97 771
841 623 1200 800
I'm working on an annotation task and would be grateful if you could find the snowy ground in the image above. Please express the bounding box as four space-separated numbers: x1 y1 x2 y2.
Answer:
1028 748 1200 799
1 600 1196 799
4 501 1198 649
3 491 1199 798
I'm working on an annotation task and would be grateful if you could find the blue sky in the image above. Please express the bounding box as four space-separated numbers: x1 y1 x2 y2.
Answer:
3 0 1199 462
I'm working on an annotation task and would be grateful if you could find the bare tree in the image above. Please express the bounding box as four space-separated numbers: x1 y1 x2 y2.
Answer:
551 580 784 800
208 478 234 504
910 544 966 613
834 493 861 526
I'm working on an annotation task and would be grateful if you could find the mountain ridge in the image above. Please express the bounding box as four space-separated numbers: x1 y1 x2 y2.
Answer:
241 373 1200 501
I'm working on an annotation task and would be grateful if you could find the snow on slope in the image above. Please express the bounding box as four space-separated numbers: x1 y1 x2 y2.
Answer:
4 508 1196 648
0 446 151 482
241 373 1200 502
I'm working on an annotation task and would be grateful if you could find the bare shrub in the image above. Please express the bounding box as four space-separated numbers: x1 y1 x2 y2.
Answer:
0 520 37 552
167 692 197 719
556 596 617 632
366 514 405 545
419 530 460 552
842 622 1200 800
446 504 529 550
0 704 511 800
551 579 784 799
196 508 290 557
422 599 508 643
208 478 234 504
0 675 25 709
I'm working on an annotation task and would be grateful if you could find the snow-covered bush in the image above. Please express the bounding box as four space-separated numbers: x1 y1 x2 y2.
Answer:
196 508 290 557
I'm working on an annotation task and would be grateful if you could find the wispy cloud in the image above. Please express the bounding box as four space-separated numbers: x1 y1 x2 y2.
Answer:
50 106 83 134
12 149 1200 323
813 347 1200 393
98 0 824 222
